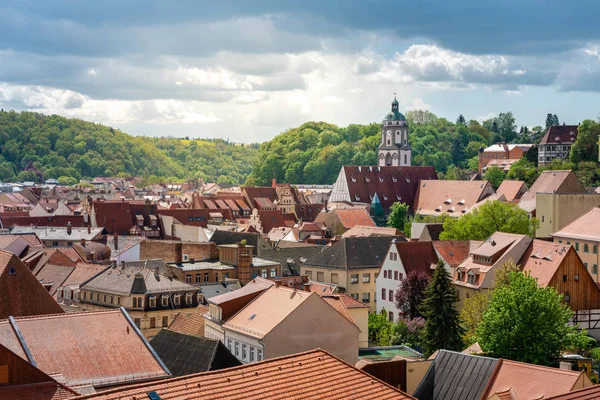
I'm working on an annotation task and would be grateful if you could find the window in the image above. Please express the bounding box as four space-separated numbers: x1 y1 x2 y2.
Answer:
117 297 120 305
362 292 370 303
388 311 394 322
103 295 107 303
162 295 169 307
594 245 598 254
250 347 255 362
584 244 589 253
362 273 370 283
331 273 338 284
183 254 189 262
563 275 567 282
317 271 324 282
149 296 156 308
132 297 137 308
52 241 58 247
389 289 393 300
575 243 580 251
394 271 398 280
173 294 181 306
399 273 403 280
467 272 477 285
383 270 388 279
350 293 359 299
185 274 192 284
261 269 268 278
228 339 232 351
83 292 87 300
185 293 193 305
196 274 201 283
257 349 263 361
270 268 276 278
389 253 393 261
542 216 545 223
242 344 247 360
215 273 219 282
381 288 386 300
350 274 358 284
306 270 312 280
235 342 239 357
204 273 209 282
162 316 168 327
134 318 141 328
150 317 156 329
96 293 100 302
584 263 588 269
594 264 598 274
110 296 114 304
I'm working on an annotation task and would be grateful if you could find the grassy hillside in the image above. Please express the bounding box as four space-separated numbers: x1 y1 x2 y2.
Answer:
0 110 257 184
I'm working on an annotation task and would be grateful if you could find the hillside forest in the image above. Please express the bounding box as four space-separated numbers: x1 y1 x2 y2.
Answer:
1 109 599 187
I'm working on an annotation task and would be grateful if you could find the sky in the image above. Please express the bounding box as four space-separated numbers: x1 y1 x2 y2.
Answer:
2 0 600 143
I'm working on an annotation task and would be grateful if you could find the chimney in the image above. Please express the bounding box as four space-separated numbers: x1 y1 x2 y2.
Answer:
113 234 119 251
87 225 91 234
154 265 160 278
67 221 72 235
236 242 252 285
80 238 86 247
272 178 277 188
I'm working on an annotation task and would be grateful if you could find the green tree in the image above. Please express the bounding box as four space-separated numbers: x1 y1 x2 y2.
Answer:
57 176 77 186
460 291 489 346
421 260 464 356
440 201 539 241
17 170 37 182
456 114 466 125
387 202 410 233
368 308 392 346
483 165 506 189
477 272 587 365
570 119 600 164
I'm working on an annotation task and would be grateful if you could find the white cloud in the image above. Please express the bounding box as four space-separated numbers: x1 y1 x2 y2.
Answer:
87 68 97 77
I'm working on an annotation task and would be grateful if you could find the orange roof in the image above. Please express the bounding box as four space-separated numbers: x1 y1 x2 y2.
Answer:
414 180 494 216
0 381 77 400
322 295 356 325
342 225 401 238
519 170 583 213
338 293 370 309
518 240 570 287
553 207 600 242
223 285 314 338
168 304 209 337
61 263 108 288
334 208 376 229
433 241 473 267
496 180 527 201
547 384 600 399
75 349 415 400
484 359 585 399
0 309 170 388
307 280 337 295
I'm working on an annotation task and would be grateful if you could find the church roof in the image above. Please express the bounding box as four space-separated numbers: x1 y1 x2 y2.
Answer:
384 110 406 121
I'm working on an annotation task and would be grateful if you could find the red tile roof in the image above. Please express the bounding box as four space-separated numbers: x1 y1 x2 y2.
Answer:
539 125 579 145
295 203 325 222
0 250 64 319
92 201 133 234
519 170 584 213
168 305 209 337
338 165 437 213
414 180 494 216
243 186 278 205
157 208 210 227
518 240 570 287
432 241 473 268
0 215 86 228
76 349 415 400
0 309 170 388
334 208 376 229
322 295 356 324
257 210 288 233
395 241 439 276
547 385 600 399
0 381 77 400
496 180 528 201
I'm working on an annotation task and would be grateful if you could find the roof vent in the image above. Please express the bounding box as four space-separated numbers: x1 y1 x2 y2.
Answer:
444 198 452 204
249 314 256 320
458 199 465 205
491 240 496 246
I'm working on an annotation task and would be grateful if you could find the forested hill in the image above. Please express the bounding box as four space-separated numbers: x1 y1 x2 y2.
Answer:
246 111 537 186
0 110 258 184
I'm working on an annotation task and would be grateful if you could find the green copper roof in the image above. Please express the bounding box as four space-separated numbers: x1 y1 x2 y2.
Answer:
384 110 406 121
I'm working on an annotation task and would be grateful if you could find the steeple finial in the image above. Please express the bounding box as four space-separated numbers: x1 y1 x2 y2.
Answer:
393 89 397 99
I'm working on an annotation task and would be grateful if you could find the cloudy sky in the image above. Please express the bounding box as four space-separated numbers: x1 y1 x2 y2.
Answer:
2 0 600 142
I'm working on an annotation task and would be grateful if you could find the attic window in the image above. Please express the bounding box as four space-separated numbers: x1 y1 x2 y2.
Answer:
185 292 193 305
457 199 465 205
392 177 397 182
444 198 452 204
149 296 156 308
365 177 370 182
447 207 455 212
161 295 169 307
351 177 357 183
197 293 204 303
379 177 384 182
249 314 256 320
435 205 442 212
173 294 181 306
8 267 16 275
355 195 361 201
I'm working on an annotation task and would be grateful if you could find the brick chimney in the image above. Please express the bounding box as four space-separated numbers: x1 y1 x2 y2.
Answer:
113 234 119 251
67 221 72 235
236 242 252 285
272 178 277 188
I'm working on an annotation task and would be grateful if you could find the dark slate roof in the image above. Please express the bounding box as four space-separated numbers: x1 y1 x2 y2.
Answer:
199 280 242 299
414 350 499 400
425 224 444 240
149 329 241 377
304 236 405 270
259 243 324 276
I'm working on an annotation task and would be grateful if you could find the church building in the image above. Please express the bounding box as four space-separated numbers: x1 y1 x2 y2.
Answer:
378 96 411 167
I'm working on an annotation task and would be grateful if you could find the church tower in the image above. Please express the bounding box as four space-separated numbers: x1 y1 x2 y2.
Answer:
378 95 411 166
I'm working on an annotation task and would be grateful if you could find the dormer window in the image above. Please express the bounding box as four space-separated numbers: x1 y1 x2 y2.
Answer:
351 176 357 183
149 296 156 308
355 195 360 201
444 198 452 204
173 294 181 306
447 206 455 213
396 195 401 201
161 295 169 307
392 177 397 182
458 199 465 205
197 293 204 304
467 271 477 284
185 293 193 305
435 205 442 212
365 177 370 182
406 178 410 183
383 195 388 201
458 271 465 281
379 177 384 182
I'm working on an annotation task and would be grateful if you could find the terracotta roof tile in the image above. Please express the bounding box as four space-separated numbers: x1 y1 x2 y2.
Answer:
395 241 439 276
496 180 528 201
334 208 376 229
322 295 356 324
539 125 579 145
547 384 600 399
414 180 494 216
484 359 585 399
76 348 414 400
0 382 77 400
553 207 600 242
342 225 401 238
518 240 570 287
519 170 584 213
0 309 170 388
433 241 473 268
0 215 87 228
168 304 209 337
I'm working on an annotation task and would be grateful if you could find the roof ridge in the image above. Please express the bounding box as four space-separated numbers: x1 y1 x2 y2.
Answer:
1 309 121 322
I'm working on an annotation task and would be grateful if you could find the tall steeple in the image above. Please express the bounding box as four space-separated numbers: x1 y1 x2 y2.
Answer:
378 94 411 167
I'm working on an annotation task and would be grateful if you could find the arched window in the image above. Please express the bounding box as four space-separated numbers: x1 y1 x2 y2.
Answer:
404 153 408 164
385 153 392 166
404 132 408 145
132 297 137 308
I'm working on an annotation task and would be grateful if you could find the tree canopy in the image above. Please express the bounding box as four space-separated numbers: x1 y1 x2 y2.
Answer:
395 270 430 319
440 200 539 241
477 272 587 365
